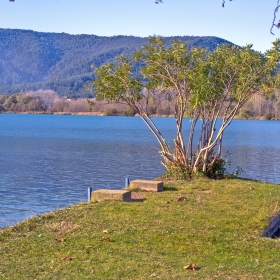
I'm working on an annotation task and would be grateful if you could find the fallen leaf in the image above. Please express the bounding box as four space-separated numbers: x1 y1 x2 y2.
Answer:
55 238 66 242
177 196 187 202
166 201 171 204
62 256 74 261
100 237 111 242
183 264 200 270
85 246 93 249
102 229 109 234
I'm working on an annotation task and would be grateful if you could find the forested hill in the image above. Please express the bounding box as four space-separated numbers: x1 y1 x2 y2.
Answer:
0 28 233 97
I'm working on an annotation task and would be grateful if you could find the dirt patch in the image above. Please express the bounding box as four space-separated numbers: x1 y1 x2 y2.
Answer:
46 221 78 234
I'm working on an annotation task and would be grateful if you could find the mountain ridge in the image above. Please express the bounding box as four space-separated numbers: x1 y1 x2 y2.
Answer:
0 28 234 97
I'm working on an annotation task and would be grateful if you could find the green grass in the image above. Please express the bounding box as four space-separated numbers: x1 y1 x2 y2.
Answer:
1 178 280 279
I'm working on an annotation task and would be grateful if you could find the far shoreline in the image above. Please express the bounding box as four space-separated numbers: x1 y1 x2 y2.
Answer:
0 111 279 120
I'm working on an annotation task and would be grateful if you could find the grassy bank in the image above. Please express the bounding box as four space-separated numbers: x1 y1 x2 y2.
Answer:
1 178 280 279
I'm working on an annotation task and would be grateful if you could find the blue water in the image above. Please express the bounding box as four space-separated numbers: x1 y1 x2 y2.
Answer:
0 114 279 228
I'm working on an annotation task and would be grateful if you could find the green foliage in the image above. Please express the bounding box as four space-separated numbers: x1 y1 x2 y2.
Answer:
206 158 226 179
264 112 273 120
120 107 136 116
0 93 45 112
239 108 253 119
161 162 192 180
93 56 142 105
103 107 136 116
104 108 119 116
86 99 95 111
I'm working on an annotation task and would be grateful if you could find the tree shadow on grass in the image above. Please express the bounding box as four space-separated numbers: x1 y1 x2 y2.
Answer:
131 192 146 202
163 185 178 191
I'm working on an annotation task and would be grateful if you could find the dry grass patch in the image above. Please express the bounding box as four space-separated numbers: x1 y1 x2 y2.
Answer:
45 220 79 234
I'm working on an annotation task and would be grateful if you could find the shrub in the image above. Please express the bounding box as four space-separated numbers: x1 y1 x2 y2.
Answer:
264 112 272 120
104 108 119 116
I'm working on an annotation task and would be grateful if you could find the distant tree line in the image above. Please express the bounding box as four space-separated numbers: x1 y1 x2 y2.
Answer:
0 90 88 113
239 90 280 120
0 90 136 115
1 89 280 120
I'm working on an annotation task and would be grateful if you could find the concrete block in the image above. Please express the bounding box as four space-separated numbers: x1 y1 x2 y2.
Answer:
91 189 131 202
130 180 163 192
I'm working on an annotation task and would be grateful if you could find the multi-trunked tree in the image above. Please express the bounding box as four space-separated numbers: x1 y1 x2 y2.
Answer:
91 37 280 179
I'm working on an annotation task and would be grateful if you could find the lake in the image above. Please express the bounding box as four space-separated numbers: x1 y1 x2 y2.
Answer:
0 114 279 228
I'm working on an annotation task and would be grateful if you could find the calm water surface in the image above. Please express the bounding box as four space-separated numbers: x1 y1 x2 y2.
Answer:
0 114 279 228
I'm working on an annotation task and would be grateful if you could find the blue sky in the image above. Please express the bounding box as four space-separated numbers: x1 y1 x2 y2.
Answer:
0 0 279 53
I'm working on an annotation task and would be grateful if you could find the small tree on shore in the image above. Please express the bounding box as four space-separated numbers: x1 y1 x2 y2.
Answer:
185 41 280 177
91 37 280 179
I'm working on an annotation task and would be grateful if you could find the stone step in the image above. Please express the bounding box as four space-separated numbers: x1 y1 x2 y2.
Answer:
90 189 132 202
130 180 163 192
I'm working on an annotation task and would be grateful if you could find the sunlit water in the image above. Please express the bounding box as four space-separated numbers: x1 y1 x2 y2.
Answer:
0 114 279 228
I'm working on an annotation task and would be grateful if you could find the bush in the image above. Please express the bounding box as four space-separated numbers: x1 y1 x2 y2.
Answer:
161 163 192 180
264 112 272 120
104 108 119 116
120 108 136 116
239 109 252 119
206 158 226 179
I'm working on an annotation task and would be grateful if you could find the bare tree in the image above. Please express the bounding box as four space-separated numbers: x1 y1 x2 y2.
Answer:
28 90 58 111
